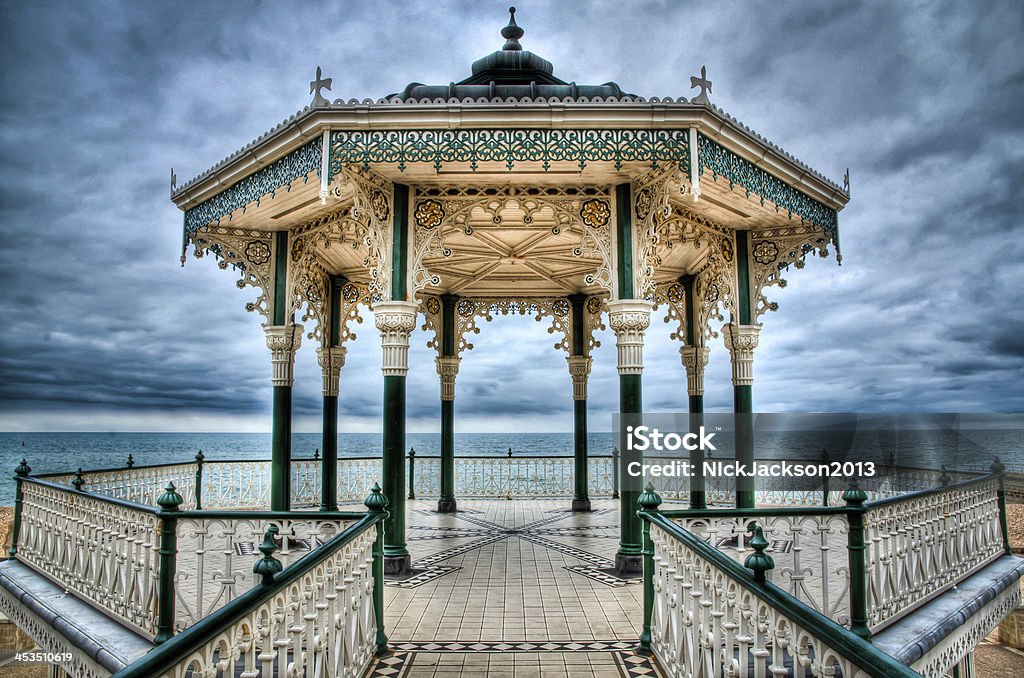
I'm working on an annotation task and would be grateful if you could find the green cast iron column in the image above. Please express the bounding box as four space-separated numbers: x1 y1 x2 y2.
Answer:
437 294 458 513
318 276 346 512
611 182 650 574
680 275 707 509
730 231 757 509
568 293 592 512
379 183 416 574
268 230 301 512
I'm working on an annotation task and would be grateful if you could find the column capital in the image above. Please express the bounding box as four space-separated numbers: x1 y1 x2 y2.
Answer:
722 323 760 387
566 355 593 401
374 301 419 377
264 324 303 387
316 346 348 397
435 356 461 401
607 299 653 375
679 345 710 396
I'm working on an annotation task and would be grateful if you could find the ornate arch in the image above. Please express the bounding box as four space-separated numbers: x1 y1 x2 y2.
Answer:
187 226 276 324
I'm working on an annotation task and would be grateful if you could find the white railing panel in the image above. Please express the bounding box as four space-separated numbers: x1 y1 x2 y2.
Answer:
173 515 353 630
650 522 875 678
167 528 377 678
16 481 161 638
863 477 1004 630
674 513 852 625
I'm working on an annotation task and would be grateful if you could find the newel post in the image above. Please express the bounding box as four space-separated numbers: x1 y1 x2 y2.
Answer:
155 482 183 644
637 482 662 655
843 479 871 640
10 458 31 557
992 457 1011 555
365 483 390 655
193 450 205 510
744 522 775 583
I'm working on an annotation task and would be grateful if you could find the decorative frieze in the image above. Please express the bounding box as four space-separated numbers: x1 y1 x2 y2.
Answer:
607 299 653 375
435 356 461 401
566 355 593 400
374 301 419 377
722 323 760 387
679 346 710 396
264 324 303 387
316 346 347 397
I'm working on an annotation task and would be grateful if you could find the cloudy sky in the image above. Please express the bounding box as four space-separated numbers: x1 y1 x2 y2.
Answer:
0 1 1021 433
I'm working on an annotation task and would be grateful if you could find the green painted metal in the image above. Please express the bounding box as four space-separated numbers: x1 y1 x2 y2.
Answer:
734 386 754 509
193 450 204 511
408 448 416 499
270 385 292 511
439 294 457 512
329 128 690 177
615 183 634 299
253 525 283 584
272 231 289 326
618 375 643 561
391 184 410 301
183 138 322 233
10 458 30 557
321 395 339 511
735 230 752 326
843 481 871 640
155 483 183 645
365 483 390 654
697 133 839 243
637 483 662 655
329 275 345 345
744 523 775 583
382 375 408 559
112 512 384 677
637 510 919 678
681 275 706 510
569 293 589 510
992 457 1012 555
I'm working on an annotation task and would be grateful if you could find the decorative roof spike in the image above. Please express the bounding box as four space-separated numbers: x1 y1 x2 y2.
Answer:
690 65 712 105
309 66 333 107
843 168 851 194
502 7 524 51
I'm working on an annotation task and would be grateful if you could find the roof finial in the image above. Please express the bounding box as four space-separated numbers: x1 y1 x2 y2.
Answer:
502 7 524 51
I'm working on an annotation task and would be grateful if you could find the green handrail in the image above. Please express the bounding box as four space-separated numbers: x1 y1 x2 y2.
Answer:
637 508 921 677
112 510 386 678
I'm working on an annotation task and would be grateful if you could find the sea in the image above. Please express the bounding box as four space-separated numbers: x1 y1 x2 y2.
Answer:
1 426 1021 506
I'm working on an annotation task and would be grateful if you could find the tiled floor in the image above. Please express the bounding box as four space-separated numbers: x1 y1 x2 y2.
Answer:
360 499 657 677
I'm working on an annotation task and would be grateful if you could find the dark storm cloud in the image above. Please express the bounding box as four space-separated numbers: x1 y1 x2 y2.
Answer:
0 0 1022 433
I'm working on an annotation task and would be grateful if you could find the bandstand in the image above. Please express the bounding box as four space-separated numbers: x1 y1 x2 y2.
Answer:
1 9 1021 678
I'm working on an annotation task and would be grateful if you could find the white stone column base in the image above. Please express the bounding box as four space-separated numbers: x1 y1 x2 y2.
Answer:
436 356 461 401
316 346 348 397
607 299 653 376
679 346 710 396
566 356 593 401
264 325 304 387
722 323 760 387
374 301 419 377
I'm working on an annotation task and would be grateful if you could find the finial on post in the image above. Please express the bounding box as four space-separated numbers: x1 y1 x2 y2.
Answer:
126 453 135 469
842 478 868 507
991 456 1006 476
744 522 774 583
638 482 662 512
253 525 283 584
15 458 31 477
195 449 205 464
365 482 389 513
157 482 183 512
502 7 524 51
72 468 85 491
939 465 951 487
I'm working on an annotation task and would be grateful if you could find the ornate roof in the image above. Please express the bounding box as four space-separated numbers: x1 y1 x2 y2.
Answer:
389 7 634 102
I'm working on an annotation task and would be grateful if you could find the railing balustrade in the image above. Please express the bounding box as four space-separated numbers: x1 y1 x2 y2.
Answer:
862 475 1006 630
14 478 163 638
639 493 918 678
43 463 200 510
670 508 853 625
113 505 387 678
172 512 355 630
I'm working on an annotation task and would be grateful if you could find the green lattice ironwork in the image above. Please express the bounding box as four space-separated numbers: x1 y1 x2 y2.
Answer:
184 138 322 233
697 133 839 239
328 128 691 175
